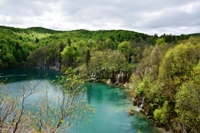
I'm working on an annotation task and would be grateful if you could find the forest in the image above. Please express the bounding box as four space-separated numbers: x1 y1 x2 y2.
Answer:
0 25 200 133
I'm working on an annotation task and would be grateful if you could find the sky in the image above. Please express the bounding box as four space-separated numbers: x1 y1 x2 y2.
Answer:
0 0 200 35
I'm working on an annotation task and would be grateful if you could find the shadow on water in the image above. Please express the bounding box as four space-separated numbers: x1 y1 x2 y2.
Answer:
0 68 60 83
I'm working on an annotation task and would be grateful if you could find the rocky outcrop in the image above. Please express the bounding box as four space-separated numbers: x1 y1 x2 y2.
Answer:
35 60 60 70
109 71 130 85
128 109 135 115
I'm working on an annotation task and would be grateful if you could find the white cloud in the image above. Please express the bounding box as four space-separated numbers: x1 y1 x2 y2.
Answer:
0 0 200 35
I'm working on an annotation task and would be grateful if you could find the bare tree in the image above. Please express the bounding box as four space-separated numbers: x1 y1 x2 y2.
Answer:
0 74 94 133
31 74 94 133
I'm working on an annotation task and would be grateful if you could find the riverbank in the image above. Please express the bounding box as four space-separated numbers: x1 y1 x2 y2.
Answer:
0 68 158 133
1 67 165 133
122 87 172 133
98 80 168 133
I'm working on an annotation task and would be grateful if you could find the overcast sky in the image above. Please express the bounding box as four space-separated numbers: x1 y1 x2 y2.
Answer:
0 0 200 35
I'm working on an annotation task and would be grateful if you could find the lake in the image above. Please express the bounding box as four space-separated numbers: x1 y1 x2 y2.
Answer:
0 68 159 133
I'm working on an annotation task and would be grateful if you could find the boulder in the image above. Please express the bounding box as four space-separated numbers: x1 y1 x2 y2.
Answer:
128 109 135 115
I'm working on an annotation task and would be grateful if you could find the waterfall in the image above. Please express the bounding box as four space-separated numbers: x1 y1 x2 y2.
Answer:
55 58 60 70
43 60 46 69
134 97 145 112
122 72 124 83
116 73 120 83
57 62 60 70
126 73 129 82
107 79 111 84
91 73 97 81
139 97 145 108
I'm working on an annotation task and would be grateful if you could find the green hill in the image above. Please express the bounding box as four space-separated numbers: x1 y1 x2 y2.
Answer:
0 25 193 68
1 25 200 133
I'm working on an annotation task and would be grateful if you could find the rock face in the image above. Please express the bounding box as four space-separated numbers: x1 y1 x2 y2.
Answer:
128 109 135 115
35 60 60 70
132 97 145 113
107 79 111 84
109 71 130 85
90 70 130 86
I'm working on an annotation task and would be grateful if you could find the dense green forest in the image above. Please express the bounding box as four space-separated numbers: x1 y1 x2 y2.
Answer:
0 26 200 132
128 37 200 133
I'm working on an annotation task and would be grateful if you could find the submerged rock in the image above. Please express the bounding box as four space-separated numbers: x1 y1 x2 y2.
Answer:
128 109 135 115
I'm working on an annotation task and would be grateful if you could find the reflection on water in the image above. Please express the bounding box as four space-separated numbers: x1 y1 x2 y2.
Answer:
0 68 60 83
75 82 158 133
0 69 158 133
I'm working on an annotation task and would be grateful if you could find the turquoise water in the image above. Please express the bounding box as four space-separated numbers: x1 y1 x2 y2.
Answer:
0 68 158 133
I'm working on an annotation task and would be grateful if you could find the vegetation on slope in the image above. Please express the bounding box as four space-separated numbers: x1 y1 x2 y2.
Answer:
129 37 200 133
1 25 199 132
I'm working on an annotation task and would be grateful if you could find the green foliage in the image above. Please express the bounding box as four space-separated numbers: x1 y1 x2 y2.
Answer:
2 25 200 132
106 38 117 50
61 43 80 67
128 36 200 132
3 52 16 66
0 26 49 67
0 25 190 69
174 62 200 132
118 41 130 57
87 39 97 49
158 42 200 101
85 49 91 74
88 50 127 72
86 49 90 65
137 82 145 95
156 38 166 46
153 101 169 124
13 50 22 62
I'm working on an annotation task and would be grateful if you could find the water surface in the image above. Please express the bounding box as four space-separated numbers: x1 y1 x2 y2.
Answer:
0 68 158 133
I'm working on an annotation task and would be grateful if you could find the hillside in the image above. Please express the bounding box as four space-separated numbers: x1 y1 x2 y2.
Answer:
0 26 152 68
1 25 200 133
0 25 193 69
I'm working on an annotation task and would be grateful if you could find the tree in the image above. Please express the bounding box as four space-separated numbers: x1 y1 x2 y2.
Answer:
174 62 200 133
88 51 104 74
87 39 97 49
106 38 117 50
155 38 166 46
0 87 17 132
13 50 22 62
3 52 16 66
0 81 40 133
86 48 90 74
15 42 21 50
0 74 94 133
32 74 94 133
67 38 71 46
35 37 39 43
61 43 80 68
158 42 200 100
27 46 48 67
153 101 169 125
149 39 167 80
106 50 127 71
118 41 130 60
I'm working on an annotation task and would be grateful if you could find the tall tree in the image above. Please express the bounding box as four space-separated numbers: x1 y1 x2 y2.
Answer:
86 48 90 74
61 43 80 68
67 38 71 46
175 62 200 133
118 41 131 60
